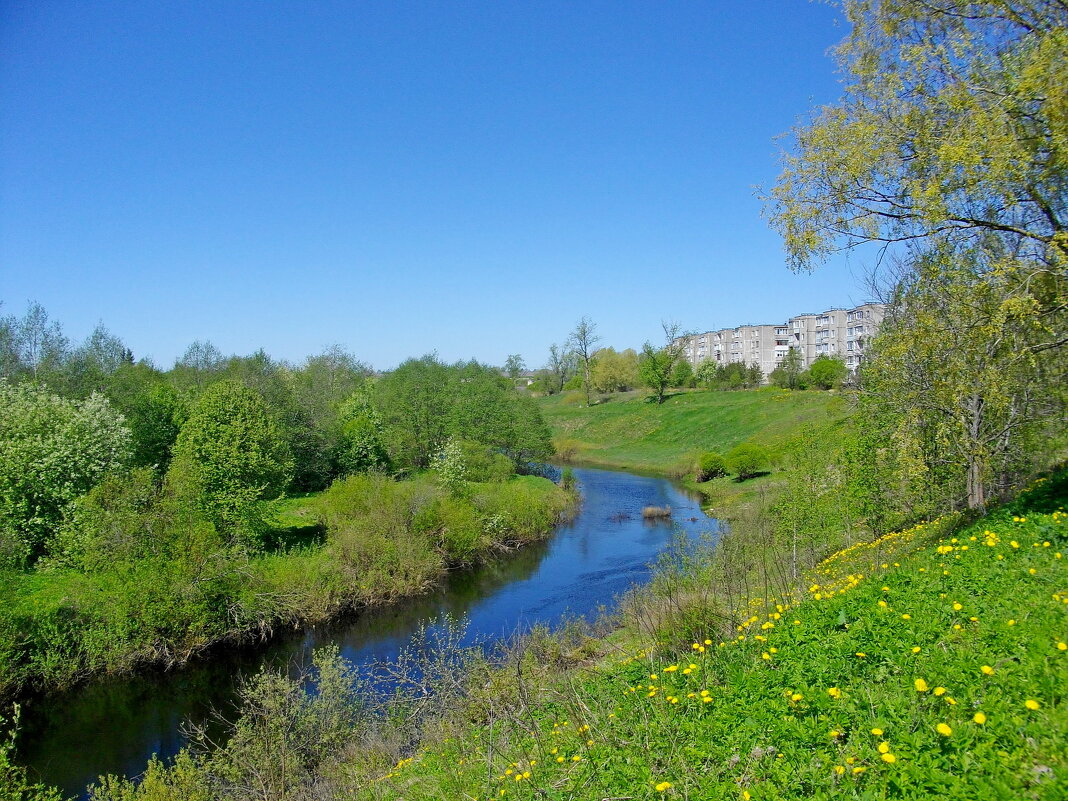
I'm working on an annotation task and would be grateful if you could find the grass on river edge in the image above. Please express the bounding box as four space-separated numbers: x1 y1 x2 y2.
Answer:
327 470 1068 800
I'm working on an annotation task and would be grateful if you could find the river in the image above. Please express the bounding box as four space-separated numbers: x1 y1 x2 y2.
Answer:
18 466 718 799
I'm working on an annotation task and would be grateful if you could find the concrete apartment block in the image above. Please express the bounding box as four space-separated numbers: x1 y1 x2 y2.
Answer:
678 302 886 381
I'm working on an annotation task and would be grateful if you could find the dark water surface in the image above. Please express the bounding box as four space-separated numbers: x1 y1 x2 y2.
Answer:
18 467 718 798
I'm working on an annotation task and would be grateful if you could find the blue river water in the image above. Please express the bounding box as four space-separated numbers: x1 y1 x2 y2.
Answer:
18 466 718 798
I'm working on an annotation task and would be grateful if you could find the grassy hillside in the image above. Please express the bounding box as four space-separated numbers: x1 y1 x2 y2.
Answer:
539 389 847 475
346 472 1068 800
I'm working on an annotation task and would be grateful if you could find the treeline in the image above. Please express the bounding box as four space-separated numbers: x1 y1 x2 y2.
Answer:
0 303 553 568
526 317 850 406
0 303 567 699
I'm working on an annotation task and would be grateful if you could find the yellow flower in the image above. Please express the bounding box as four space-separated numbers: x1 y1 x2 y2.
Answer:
870 728 884 736
1025 699 1041 710
877 742 890 754
902 614 912 620
880 752 897 764
827 687 842 699
981 665 995 675
952 602 963 611
1058 642 1067 651
911 647 921 654
973 712 987 724
655 781 673 792
914 678 929 692
853 766 867 775
933 686 947 696
833 765 845 775
936 723 952 736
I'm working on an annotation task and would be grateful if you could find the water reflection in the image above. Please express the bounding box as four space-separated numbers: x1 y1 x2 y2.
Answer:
19 467 717 798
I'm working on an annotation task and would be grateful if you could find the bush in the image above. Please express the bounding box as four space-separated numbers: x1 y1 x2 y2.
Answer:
725 443 769 480
695 452 727 482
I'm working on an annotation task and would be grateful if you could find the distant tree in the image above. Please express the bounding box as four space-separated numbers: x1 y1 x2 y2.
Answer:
746 363 764 387
589 347 640 393
770 348 804 390
167 381 294 545
13 302 68 383
504 354 525 381
172 340 224 391
567 317 601 406
670 358 695 388
543 343 577 395
0 382 131 566
806 355 848 390
638 322 687 405
63 323 129 397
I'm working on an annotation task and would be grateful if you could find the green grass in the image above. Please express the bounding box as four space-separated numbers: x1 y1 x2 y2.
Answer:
358 472 1068 800
539 388 847 475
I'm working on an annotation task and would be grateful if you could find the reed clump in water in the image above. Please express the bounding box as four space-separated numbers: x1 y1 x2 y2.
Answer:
641 505 672 519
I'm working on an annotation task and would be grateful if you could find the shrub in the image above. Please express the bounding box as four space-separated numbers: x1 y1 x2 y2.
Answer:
725 443 769 480
696 452 727 482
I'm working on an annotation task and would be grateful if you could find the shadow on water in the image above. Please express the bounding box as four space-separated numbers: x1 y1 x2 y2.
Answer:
17 467 718 799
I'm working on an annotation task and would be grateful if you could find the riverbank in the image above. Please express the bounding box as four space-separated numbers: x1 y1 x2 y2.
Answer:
539 387 848 517
0 472 574 703
14 466 712 799
84 469 1067 800
539 388 846 474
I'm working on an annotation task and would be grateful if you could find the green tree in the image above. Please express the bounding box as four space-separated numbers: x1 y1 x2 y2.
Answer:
670 358 695 388
542 343 577 395
769 348 804 390
589 347 640 393
335 385 391 475
0 382 131 565
638 322 686 405
167 381 294 545
860 247 1064 511
765 1 1067 292
567 317 602 406
375 355 455 469
504 354 525 381
806 355 848 390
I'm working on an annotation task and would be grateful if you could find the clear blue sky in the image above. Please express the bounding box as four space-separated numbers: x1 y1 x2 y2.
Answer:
1 0 869 370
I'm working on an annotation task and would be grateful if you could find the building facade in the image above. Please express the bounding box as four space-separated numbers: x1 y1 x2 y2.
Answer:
678 302 885 380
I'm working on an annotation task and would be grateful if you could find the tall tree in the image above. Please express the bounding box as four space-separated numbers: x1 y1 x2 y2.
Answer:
765 0 1067 296
567 317 601 406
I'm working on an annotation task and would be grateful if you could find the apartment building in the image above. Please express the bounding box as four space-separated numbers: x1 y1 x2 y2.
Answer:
679 302 885 380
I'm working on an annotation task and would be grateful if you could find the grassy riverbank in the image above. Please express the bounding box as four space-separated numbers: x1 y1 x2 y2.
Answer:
83 469 1068 801
540 388 846 473
540 388 849 516
0 473 572 702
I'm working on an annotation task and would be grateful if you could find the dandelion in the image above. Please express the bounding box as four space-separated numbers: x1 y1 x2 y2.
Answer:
973 712 987 724
877 742 890 754
914 678 929 692
911 647 921 654
1025 699 1041 710
880 752 897 764
655 782 673 792
870 728 884 736
1057 642 1067 651
933 687 947 696
936 723 952 736
902 614 912 620
833 765 845 775
853 766 867 775
981 665 995 675
953 602 963 611
828 687 842 699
